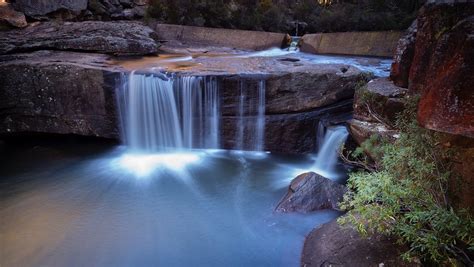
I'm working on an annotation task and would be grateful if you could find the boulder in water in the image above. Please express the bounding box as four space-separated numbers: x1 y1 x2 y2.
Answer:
275 172 346 212
0 21 159 56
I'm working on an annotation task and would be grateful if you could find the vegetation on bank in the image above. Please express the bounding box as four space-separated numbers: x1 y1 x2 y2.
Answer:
340 97 474 265
146 0 424 34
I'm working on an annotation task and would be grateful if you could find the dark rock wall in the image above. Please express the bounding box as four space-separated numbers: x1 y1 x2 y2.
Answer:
0 55 121 139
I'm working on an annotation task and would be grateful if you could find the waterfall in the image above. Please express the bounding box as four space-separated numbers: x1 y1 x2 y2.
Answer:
117 72 220 152
234 79 266 152
313 126 348 177
316 121 325 151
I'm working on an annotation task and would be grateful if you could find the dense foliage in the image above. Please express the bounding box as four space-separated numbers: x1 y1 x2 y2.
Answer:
340 97 474 265
147 0 424 33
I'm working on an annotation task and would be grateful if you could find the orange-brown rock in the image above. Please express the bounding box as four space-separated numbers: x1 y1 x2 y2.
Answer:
409 3 474 138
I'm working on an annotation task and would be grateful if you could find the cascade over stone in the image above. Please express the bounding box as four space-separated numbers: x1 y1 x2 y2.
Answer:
0 21 159 56
275 172 346 212
0 50 366 154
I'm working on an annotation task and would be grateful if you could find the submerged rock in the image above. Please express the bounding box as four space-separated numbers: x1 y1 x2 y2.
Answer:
0 21 159 56
275 172 346 212
301 219 419 267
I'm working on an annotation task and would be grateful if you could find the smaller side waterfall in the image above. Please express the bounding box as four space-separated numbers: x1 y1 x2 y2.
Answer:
316 121 326 151
313 125 349 178
254 80 266 151
234 79 266 152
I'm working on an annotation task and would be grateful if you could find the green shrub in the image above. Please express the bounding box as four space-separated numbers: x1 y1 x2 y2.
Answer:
340 97 474 265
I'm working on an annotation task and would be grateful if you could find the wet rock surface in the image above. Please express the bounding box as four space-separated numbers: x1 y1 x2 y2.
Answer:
0 21 159 56
409 3 474 138
301 219 419 267
275 172 346 212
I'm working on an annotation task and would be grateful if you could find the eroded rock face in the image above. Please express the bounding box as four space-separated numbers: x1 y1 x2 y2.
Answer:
0 21 159 56
12 0 88 16
409 3 474 138
390 20 417 88
275 172 346 212
0 51 123 138
301 219 419 267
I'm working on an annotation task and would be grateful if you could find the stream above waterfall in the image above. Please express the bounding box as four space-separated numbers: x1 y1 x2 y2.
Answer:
112 48 392 77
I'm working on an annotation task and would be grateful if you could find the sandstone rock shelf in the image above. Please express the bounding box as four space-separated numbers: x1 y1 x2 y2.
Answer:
0 50 367 154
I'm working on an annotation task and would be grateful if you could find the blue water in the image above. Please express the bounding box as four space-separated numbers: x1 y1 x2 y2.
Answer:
0 141 340 267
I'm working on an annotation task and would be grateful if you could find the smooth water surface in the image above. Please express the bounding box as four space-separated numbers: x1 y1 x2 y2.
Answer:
0 141 340 267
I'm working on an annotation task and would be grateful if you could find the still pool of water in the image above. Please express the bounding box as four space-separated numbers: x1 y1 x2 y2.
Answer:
0 140 341 267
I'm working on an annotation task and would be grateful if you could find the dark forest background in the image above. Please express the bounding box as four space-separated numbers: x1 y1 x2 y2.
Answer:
147 0 425 34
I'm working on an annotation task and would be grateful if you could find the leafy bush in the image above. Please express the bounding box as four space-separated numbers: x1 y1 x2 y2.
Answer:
339 97 474 265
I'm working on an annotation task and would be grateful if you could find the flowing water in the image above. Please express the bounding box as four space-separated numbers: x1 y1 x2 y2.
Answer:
117 72 220 151
313 126 349 179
